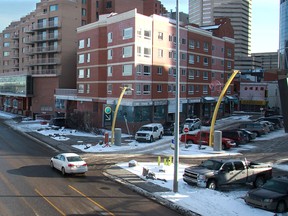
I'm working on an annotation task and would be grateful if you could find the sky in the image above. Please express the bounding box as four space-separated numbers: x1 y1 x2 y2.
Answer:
2 112 288 215
0 0 280 53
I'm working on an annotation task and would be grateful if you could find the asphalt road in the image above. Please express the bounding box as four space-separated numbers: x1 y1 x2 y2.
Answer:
0 121 183 216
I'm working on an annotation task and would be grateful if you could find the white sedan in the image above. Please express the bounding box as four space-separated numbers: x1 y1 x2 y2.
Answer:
50 153 88 176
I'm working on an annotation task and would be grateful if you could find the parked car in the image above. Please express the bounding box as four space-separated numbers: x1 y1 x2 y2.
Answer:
238 129 257 142
239 122 268 137
163 122 175 136
183 118 202 131
50 153 88 176
244 176 288 213
201 117 212 126
183 158 272 190
180 130 236 150
135 123 164 142
256 116 283 129
221 130 248 146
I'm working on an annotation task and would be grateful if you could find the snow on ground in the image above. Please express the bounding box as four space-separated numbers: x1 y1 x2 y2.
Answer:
1 111 288 216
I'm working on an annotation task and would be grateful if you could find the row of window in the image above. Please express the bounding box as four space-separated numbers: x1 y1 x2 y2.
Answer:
77 83 231 95
78 66 227 80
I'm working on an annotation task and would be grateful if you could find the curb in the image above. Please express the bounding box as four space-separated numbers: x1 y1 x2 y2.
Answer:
103 165 201 216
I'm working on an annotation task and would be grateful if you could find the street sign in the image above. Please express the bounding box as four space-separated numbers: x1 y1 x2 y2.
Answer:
103 105 112 126
184 127 189 133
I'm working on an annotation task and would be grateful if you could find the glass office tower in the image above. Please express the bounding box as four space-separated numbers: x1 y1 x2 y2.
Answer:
278 0 288 132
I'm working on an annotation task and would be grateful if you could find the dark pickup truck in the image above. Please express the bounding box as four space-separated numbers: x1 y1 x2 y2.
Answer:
183 158 272 190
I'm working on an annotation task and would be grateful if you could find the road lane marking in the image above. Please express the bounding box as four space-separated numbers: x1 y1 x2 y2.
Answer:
68 185 115 216
35 189 65 216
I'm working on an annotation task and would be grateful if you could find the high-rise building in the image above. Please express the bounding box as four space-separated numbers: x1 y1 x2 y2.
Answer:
189 0 252 64
278 0 288 132
0 0 167 118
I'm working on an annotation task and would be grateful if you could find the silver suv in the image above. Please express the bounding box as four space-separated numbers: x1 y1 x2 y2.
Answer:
135 123 164 142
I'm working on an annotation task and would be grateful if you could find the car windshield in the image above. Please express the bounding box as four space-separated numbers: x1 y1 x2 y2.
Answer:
185 119 196 123
67 156 83 162
140 127 152 131
200 160 223 170
262 179 288 194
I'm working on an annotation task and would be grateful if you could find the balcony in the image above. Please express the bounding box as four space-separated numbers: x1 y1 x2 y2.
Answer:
11 53 19 59
26 46 61 55
26 58 61 66
30 69 61 76
32 21 61 31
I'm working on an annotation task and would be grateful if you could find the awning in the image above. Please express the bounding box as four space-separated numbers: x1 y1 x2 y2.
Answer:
201 97 216 103
225 96 239 104
240 100 267 105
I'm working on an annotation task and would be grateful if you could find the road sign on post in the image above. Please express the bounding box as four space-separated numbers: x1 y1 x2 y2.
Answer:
183 127 189 133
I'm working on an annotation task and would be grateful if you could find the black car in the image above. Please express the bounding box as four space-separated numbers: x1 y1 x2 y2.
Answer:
238 129 257 142
244 176 288 213
163 122 175 136
221 130 248 146
256 116 283 129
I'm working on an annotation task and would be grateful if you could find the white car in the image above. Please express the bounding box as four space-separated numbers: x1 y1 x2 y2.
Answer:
50 153 88 176
135 123 164 142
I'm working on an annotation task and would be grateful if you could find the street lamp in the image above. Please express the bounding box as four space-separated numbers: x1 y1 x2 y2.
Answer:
111 86 133 145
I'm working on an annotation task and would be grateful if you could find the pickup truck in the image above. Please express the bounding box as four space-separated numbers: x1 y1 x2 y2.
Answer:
183 158 272 190
179 131 236 150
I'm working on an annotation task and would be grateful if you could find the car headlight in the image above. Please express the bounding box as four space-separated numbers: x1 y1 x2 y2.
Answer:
198 174 206 181
263 198 273 203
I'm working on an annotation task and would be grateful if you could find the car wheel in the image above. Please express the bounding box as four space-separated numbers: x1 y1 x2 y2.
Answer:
187 140 194 144
253 176 265 188
61 167 66 176
50 161 54 169
150 136 154 143
222 144 226 150
159 133 163 139
207 179 217 190
276 201 286 213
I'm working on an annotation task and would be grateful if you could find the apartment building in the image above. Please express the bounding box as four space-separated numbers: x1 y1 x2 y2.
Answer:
59 9 235 133
0 0 167 119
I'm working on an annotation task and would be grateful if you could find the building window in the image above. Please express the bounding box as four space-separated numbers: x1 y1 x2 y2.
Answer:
157 84 162 92
158 49 163 58
78 54 84 63
123 46 132 58
124 84 133 95
144 30 151 39
4 33 10 38
196 55 200 63
181 68 186 76
227 48 232 57
227 61 232 69
4 42 10 47
87 68 90 78
211 72 215 78
108 49 112 60
108 32 113 43
78 69 84 78
203 57 208 66
196 70 200 77
196 41 200 48
144 47 151 58
106 1 112 8
123 64 132 76
158 32 163 40
78 84 84 93
87 38 90 47
189 39 194 49
3 51 10 57
188 69 194 79
50 4 58 11
203 85 208 94
82 8 86 16
136 64 142 75
107 84 112 94
86 84 90 93
181 38 186 44
137 46 141 56
203 71 208 80
143 84 151 95
136 84 141 95
87 53 90 63
157 66 163 75
123 27 133 39
79 39 85 49
137 28 142 38
181 85 186 92
107 66 112 76
189 54 194 64
181 53 186 60
188 85 194 94
143 65 151 75
204 42 209 52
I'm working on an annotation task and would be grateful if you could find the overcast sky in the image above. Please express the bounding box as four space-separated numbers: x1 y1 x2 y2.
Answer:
0 0 279 53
